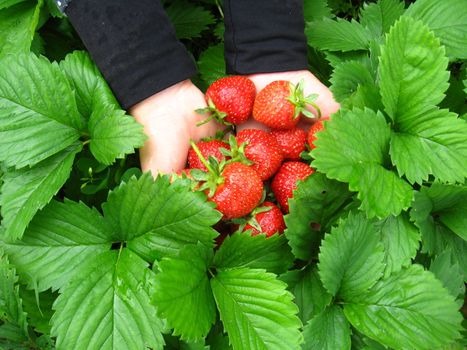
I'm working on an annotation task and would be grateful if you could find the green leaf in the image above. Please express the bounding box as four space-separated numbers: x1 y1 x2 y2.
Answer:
0 143 81 241
359 0 405 38
343 265 463 350
376 212 421 277
302 306 351 350
0 1 42 58
153 244 216 341
0 0 27 9
211 268 303 350
318 211 385 299
379 17 450 121
416 183 467 241
20 288 56 334
198 44 226 86
311 109 413 218
280 266 332 323
88 104 146 165
0 251 28 339
51 249 165 350
0 53 84 168
303 0 333 22
4 199 112 292
306 18 372 52
285 172 353 260
106 174 220 260
329 60 375 103
411 185 467 278
430 251 465 307
389 108 467 184
60 50 119 118
405 0 467 59
166 0 215 39
213 232 294 275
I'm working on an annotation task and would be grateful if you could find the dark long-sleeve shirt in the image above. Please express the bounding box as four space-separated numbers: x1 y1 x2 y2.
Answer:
63 0 308 109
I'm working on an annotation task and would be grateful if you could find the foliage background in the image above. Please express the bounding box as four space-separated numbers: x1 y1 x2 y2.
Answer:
0 0 466 349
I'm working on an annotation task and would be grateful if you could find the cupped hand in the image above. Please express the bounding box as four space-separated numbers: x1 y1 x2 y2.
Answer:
239 70 340 132
129 79 222 176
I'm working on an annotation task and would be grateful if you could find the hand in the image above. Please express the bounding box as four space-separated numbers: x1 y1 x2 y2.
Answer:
239 70 340 131
129 79 222 176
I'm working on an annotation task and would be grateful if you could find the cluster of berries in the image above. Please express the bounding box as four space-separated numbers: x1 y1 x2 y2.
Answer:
178 75 326 242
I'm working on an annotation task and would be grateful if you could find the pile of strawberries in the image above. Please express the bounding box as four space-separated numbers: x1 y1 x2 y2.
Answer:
178 75 326 241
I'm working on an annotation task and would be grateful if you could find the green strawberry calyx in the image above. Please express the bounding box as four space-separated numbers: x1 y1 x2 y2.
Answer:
195 98 231 126
287 80 322 120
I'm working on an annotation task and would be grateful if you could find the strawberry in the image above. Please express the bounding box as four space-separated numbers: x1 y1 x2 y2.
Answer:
307 120 325 149
197 76 256 126
190 141 263 220
270 128 307 160
188 139 230 171
242 202 286 237
235 129 284 180
271 161 314 213
210 162 263 219
253 80 321 130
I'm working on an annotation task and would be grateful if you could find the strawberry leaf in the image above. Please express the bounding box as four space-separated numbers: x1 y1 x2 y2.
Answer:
302 306 351 350
88 104 147 165
0 1 41 58
359 0 405 38
311 108 413 218
0 53 84 169
213 233 294 275
379 17 450 121
104 174 220 260
411 185 467 278
389 108 467 184
0 143 81 241
306 18 372 52
430 251 465 307
211 268 303 350
153 244 216 341
0 250 29 342
405 0 467 59
4 199 112 292
376 212 421 277
329 60 375 103
318 211 385 299
280 266 332 324
51 249 165 350
60 50 119 118
285 172 353 260
303 0 332 21
166 0 215 40
343 265 463 350
198 44 226 87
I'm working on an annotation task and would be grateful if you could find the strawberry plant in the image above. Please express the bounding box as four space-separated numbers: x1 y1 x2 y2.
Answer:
0 0 466 349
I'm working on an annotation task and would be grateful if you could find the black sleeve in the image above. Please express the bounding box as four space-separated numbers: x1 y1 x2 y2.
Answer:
65 0 197 109
223 0 308 75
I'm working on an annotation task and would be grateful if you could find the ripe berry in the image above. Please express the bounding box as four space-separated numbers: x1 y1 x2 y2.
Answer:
307 120 325 149
243 202 286 237
270 128 307 160
188 139 229 171
271 161 314 213
236 129 284 180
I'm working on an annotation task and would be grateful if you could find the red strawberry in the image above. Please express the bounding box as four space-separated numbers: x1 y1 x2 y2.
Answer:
243 202 286 237
235 129 284 180
253 80 321 130
270 128 307 160
188 139 230 171
271 161 314 213
210 162 263 219
198 76 256 125
307 120 325 149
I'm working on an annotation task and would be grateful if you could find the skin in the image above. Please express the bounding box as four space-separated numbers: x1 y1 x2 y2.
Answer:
130 70 340 176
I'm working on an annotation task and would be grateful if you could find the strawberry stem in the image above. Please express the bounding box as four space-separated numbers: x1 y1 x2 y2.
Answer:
190 140 216 174
287 80 322 119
